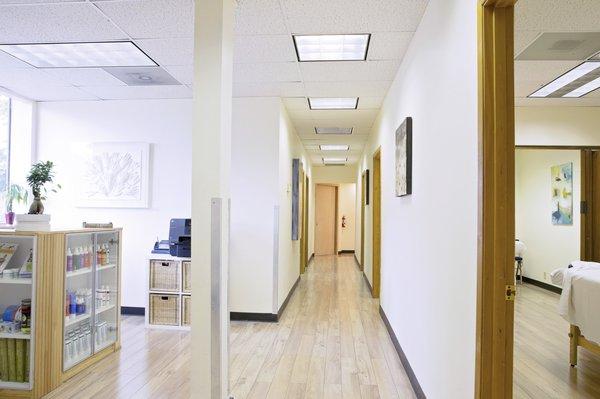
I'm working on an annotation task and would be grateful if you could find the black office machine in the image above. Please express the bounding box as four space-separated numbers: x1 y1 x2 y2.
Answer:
169 218 191 257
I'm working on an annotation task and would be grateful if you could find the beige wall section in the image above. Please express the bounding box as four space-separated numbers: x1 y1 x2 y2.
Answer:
515 149 580 287
277 103 312 311
354 1 478 396
516 106 600 145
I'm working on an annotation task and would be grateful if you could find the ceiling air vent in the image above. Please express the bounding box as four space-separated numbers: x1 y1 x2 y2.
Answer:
103 66 181 86
516 32 600 61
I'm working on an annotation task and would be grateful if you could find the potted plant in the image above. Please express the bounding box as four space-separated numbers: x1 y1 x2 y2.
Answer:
4 184 28 225
26 161 61 215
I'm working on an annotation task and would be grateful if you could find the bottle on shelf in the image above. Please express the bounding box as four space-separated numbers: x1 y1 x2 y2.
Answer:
66 248 73 272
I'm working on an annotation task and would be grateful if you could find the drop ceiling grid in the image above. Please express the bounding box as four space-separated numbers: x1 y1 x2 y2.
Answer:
514 0 600 106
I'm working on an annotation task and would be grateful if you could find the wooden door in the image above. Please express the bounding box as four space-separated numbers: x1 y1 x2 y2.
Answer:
372 149 381 298
304 177 310 266
582 150 600 262
315 184 337 255
360 172 366 270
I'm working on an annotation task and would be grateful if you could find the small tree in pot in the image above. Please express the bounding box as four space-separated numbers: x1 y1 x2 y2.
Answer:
26 161 61 215
5 184 28 224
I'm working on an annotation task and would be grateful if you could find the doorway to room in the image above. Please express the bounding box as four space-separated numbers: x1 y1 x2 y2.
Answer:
372 148 382 298
314 184 338 256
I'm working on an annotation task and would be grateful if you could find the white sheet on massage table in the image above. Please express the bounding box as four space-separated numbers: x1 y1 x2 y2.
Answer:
556 265 600 343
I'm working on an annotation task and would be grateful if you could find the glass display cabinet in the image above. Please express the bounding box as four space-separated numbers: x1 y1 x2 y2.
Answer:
63 231 120 371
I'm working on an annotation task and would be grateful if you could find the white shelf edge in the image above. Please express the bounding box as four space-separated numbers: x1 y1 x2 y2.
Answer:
97 263 117 272
0 381 31 390
0 332 31 340
96 304 115 315
95 339 115 353
63 351 91 372
0 278 32 285
65 313 91 327
66 268 92 278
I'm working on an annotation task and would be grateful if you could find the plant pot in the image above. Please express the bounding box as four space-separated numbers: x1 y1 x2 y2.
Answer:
28 197 45 215
5 212 15 225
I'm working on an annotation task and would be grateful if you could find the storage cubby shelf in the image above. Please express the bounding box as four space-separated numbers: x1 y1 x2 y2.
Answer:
0 278 32 285
0 332 31 340
66 268 92 278
65 312 91 327
0 381 31 390
97 264 117 272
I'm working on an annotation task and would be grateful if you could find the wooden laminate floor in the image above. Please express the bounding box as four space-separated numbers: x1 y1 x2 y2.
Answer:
43 255 415 399
514 283 600 398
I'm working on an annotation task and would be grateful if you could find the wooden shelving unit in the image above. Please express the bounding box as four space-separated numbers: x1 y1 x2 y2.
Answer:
0 227 122 399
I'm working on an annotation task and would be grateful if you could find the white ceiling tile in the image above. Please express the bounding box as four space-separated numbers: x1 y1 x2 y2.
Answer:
514 30 541 57
300 60 399 82
83 84 192 100
363 0 428 32
515 0 600 32
514 80 546 98
0 68 70 87
3 85 99 102
233 81 304 97
164 65 193 85
282 97 309 110
234 35 297 63
0 51 33 69
235 0 288 35
0 3 126 42
43 68 127 86
368 32 413 61
135 37 193 66
515 97 600 107
357 97 383 109
0 0 80 3
95 0 193 39
304 81 391 97
515 60 580 84
234 62 300 83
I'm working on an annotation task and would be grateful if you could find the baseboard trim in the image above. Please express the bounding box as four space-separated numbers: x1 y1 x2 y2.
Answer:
522 276 562 295
230 312 278 322
353 254 362 271
121 306 145 316
379 306 426 399
278 276 300 319
337 250 355 255
362 271 372 294
308 253 315 264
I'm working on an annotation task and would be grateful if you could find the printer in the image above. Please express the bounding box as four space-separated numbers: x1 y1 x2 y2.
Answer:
169 218 191 257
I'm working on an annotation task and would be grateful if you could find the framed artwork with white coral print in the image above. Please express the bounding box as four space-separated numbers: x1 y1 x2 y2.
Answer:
77 142 150 208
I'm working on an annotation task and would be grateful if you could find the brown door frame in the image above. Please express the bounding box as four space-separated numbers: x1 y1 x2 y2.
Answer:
372 148 381 298
476 1 517 398
314 183 339 256
299 168 307 274
360 171 366 270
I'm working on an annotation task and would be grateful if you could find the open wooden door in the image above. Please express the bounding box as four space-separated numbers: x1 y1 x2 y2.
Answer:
372 148 381 298
299 168 307 274
360 171 366 270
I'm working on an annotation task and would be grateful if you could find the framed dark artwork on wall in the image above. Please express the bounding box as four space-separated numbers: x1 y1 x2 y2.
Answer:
365 169 370 205
292 158 300 240
395 117 413 197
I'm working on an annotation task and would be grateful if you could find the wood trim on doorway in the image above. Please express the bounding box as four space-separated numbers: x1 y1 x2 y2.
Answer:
360 171 366 271
314 183 339 256
299 169 307 274
372 147 381 298
476 1 517 398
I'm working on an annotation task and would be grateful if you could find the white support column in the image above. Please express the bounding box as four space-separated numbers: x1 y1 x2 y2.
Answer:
191 0 233 398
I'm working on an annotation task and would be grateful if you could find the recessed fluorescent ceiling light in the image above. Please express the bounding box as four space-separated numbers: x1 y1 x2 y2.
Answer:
315 127 353 135
529 61 600 98
293 34 370 61
320 144 349 151
308 97 358 110
0 41 157 68
323 157 347 164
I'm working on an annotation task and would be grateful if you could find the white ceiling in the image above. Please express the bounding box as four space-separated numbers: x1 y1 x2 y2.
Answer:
0 0 429 166
515 0 600 107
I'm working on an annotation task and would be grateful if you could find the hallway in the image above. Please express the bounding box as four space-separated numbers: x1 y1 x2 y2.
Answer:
230 255 415 399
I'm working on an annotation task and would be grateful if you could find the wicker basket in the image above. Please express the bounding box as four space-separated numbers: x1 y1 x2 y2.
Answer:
149 260 179 292
182 261 191 293
182 295 191 327
149 294 179 326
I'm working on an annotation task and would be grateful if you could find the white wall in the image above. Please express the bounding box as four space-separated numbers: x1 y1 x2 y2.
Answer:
516 106 600 146
36 99 192 308
356 1 478 397
515 149 580 286
230 97 280 313
277 102 311 311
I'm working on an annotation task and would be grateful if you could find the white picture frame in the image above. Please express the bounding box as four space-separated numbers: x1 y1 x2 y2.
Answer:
77 142 150 208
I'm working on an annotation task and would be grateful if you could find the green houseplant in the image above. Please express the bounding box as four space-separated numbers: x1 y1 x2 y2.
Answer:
4 184 28 224
26 161 60 215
